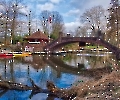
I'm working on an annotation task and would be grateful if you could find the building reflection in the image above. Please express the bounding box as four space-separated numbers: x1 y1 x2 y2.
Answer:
23 55 47 72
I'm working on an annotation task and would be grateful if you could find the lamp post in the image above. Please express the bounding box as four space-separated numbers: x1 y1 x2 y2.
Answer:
48 16 52 43
26 11 31 36
5 10 9 46
28 11 31 36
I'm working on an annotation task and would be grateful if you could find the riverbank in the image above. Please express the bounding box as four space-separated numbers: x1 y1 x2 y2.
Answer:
36 66 120 100
68 66 120 100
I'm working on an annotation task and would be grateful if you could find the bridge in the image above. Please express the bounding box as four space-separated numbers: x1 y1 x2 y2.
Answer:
44 32 120 60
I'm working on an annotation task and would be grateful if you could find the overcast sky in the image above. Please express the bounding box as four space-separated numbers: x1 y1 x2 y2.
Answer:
22 0 111 33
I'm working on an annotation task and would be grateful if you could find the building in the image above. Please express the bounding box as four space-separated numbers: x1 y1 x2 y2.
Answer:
24 29 49 52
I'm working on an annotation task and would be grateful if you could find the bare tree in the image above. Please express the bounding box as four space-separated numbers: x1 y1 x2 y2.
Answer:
40 10 64 40
0 0 12 45
9 0 26 44
0 0 26 45
80 5 105 36
75 26 88 37
40 10 51 34
51 11 64 39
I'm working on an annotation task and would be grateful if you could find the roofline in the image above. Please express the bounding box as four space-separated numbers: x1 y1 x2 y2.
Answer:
24 37 48 39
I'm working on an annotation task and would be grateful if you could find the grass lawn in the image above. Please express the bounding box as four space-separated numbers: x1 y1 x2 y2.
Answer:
84 45 104 49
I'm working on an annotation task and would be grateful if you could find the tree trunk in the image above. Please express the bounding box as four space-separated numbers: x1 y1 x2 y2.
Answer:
0 79 77 100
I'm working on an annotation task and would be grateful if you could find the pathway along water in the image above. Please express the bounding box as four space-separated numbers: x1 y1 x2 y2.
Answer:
0 50 119 100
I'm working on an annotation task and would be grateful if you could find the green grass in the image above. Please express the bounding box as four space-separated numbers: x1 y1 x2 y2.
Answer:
84 46 104 49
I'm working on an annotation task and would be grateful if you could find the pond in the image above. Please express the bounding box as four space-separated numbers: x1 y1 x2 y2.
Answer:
0 50 119 100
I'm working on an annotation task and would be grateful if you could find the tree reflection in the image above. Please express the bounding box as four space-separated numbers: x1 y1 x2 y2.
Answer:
59 51 118 69
0 52 119 100
9 58 14 81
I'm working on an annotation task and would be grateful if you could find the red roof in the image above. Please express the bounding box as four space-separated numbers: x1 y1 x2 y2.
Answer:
25 30 48 40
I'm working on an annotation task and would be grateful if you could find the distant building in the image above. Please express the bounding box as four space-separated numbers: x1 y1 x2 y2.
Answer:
24 29 49 52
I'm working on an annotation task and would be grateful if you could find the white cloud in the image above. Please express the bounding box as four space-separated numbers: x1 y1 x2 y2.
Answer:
13 3 30 15
71 0 110 9
64 0 111 33
19 7 30 15
86 0 110 9
70 0 110 15
50 0 61 4
65 21 81 33
32 0 46 1
37 2 55 11
0 5 4 11
65 9 81 17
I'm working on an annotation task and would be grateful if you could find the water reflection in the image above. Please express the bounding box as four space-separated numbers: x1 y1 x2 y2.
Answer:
59 51 116 69
0 50 119 100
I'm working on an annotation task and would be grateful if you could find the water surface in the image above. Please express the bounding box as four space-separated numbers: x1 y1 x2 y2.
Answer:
0 50 119 100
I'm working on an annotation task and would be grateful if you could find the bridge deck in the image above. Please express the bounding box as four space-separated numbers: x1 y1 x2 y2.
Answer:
44 37 120 60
